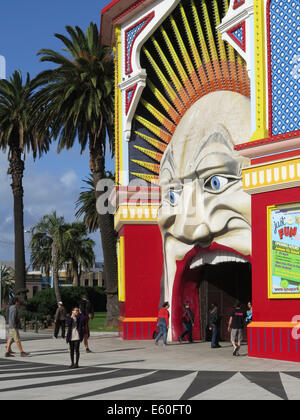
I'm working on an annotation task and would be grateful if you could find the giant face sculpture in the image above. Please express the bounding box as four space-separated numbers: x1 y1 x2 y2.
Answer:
157 91 251 341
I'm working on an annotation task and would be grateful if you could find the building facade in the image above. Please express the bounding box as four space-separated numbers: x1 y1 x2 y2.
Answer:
101 0 300 362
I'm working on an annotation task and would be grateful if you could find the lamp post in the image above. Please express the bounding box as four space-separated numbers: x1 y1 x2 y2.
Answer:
0 261 2 311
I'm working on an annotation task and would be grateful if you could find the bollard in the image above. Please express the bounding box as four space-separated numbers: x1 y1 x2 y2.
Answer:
35 317 38 334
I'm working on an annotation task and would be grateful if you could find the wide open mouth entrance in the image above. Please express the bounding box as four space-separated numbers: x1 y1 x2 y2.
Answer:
171 254 251 342
199 262 252 342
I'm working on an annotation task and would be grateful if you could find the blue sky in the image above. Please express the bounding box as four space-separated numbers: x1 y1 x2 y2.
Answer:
0 0 113 264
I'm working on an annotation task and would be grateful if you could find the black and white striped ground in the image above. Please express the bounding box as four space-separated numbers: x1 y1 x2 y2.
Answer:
0 333 300 400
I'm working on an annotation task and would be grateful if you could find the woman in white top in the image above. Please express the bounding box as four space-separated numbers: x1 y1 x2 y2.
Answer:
66 307 85 368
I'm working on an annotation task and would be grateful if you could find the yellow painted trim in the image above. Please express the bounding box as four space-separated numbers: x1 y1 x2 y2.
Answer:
119 317 157 322
115 26 123 185
243 157 300 192
248 322 300 328
251 0 269 141
114 204 159 231
117 236 126 302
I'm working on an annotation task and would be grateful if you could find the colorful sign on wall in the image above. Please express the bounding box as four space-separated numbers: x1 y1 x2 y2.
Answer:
268 203 300 298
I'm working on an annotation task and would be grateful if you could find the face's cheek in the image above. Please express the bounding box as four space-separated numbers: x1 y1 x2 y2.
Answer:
162 235 194 302
203 182 252 255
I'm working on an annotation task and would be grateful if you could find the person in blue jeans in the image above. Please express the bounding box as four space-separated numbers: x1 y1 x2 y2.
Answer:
208 303 221 348
154 302 170 346
178 302 194 343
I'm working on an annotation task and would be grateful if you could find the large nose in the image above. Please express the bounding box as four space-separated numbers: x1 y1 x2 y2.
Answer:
171 180 212 245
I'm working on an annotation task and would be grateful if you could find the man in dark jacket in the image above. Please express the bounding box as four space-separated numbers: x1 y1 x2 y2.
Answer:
178 302 194 343
53 301 67 339
79 295 94 353
209 303 221 348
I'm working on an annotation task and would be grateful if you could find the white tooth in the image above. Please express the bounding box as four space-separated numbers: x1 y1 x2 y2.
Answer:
190 250 248 269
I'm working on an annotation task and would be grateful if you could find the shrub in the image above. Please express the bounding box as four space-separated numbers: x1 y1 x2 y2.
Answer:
26 286 107 318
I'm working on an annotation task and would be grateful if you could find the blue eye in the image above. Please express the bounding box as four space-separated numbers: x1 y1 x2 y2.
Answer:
204 175 231 192
211 176 221 190
169 191 176 204
168 189 180 205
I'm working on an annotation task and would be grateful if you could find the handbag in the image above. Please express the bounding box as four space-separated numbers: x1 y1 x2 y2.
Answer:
152 325 159 339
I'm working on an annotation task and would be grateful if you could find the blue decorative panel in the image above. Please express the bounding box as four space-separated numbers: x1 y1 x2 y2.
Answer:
125 18 149 74
231 26 243 46
269 0 300 136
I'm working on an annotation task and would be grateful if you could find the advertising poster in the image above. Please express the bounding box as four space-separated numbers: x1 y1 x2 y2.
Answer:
268 204 300 298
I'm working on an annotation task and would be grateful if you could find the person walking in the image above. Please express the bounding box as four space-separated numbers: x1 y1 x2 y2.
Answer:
208 303 221 348
154 302 170 347
228 301 246 356
79 295 94 353
178 302 194 343
66 307 85 369
4 297 29 357
53 301 67 339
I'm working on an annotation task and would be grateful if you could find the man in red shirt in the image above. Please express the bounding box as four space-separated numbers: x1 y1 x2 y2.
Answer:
154 302 170 346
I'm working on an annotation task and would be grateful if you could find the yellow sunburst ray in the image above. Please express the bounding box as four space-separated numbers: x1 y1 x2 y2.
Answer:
191 0 217 90
134 131 168 153
143 47 186 115
133 145 163 163
130 172 159 185
179 3 210 95
201 0 224 89
141 98 176 134
135 115 172 143
212 0 232 90
170 15 203 97
147 79 181 125
131 159 160 174
151 36 192 108
161 26 198 102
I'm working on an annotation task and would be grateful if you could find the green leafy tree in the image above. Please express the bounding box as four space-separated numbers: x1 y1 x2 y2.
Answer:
35 23 119 326
76 174 119 326
0 265 14 306
29 229 52 288
63 221 95 286
31 211 66 302
0 71 50 301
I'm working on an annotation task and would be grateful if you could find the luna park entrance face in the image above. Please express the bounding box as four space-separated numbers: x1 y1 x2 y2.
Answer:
198 262 252 342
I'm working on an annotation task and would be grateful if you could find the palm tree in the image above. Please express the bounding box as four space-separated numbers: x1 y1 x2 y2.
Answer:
31 211 65 302
0 265 14 306
35 23 119 326
0 71 50 302
29 230 52 288
76 174 119 326
63 221 95 286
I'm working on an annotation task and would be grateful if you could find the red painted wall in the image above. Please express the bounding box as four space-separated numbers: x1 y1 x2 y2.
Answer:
252 186 300 322
122 224 163 318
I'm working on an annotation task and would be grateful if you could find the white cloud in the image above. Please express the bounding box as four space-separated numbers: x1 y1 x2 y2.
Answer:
60 170 78 188
0 155 103 263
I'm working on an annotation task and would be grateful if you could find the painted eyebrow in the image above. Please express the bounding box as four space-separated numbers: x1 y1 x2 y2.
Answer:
194 131 233 163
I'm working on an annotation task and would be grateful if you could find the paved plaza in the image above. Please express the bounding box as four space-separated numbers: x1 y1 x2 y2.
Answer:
1 330 300 401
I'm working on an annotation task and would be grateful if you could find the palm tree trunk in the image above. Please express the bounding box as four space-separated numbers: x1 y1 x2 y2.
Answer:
73 263 79 287
90 140 119 327
45 264 50 289
51 240 62 302
9 147 27 303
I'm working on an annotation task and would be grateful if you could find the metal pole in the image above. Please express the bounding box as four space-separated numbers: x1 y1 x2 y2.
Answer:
0 264 1 306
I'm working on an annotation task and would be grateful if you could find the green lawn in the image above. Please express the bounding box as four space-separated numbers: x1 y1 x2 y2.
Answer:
89 312 118 332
